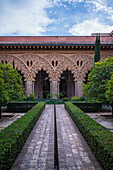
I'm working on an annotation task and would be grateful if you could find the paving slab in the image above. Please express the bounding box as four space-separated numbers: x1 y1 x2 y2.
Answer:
56 105 103 170
11 105 54 170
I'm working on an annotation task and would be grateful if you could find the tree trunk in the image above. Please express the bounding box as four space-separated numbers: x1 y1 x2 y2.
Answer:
0 106 1 119
112 102 113 118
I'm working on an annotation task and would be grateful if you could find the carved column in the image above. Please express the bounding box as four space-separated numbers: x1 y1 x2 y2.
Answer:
77 81 83 97
75 81 78 97
57 81 59 95
25 81 34 97
32 81 35 95
50 81 59 99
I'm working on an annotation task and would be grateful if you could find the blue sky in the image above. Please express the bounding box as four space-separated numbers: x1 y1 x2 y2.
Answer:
0 0 113 36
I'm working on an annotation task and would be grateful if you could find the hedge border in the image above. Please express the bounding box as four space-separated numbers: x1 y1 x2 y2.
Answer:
0 102 45 170
65 102 113 170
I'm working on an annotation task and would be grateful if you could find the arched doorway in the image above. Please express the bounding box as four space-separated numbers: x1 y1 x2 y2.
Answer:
34 69 50 99
60 70 75 99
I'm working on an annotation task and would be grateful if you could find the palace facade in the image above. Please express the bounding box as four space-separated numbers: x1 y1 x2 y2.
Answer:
0 31 113 99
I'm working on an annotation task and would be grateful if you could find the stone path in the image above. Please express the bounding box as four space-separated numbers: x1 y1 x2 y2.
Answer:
11 105 54 170
11 105 102 170
56 105 102 170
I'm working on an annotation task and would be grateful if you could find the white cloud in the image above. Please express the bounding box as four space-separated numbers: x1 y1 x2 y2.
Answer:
64 23 69 28
86 0 113 20
0 0 55 35
0 0 112 36
68 18 113 35
53 0 84 5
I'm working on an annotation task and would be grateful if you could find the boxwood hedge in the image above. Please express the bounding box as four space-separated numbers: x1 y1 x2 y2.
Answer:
65 102 113 170
0 102 45 170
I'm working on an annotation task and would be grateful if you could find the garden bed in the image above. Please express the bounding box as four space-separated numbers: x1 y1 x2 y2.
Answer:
0 102 45 170
65 102 113 170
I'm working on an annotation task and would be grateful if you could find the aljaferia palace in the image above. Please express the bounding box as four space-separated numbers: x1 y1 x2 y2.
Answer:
0 31 113 99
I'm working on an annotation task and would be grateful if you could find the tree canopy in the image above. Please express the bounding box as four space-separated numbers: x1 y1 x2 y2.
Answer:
82 57 113 103
105 73 113 116
0 69 9 105
0 63 25 118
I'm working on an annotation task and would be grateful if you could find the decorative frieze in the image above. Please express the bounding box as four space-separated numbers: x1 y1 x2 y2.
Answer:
0 53 112 83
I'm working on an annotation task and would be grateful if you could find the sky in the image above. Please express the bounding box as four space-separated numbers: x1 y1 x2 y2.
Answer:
0 0 113 36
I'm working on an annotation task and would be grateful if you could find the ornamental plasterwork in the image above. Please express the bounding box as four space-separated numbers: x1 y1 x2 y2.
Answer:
43 54 94 81
0 53 108 81
101 54 113 61
66 54 94 81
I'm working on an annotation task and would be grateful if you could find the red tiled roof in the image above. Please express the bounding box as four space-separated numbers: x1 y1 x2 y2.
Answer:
0 36 113 45
0 36 112 41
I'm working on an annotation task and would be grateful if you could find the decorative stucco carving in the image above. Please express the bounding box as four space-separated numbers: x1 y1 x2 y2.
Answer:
101 54 113 61
0 53 110 82
50 54 94 81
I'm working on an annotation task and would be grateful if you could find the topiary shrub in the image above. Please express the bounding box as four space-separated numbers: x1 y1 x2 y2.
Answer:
71 96 79 101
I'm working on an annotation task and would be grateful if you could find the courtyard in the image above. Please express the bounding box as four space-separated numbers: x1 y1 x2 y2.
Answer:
0 103 113 169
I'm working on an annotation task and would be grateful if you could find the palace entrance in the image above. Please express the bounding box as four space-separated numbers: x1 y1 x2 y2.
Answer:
60 70 75 99
34 70 50 99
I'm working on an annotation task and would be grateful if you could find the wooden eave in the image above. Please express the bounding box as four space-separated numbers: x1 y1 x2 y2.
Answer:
0 44 113 50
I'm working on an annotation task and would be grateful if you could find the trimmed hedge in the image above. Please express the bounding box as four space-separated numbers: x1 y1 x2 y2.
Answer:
0 102 45 170
7 102 38 112
65 102 113 170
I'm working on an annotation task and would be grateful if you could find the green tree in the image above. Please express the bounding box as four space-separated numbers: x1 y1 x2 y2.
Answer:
82 57 113 116
105 74 113 117
0 69 9 119
94 33 100 62
0 63 24 118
